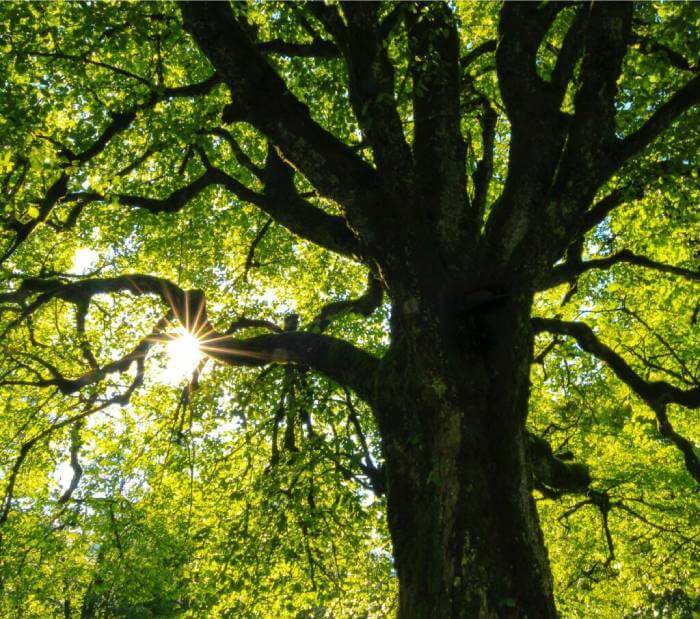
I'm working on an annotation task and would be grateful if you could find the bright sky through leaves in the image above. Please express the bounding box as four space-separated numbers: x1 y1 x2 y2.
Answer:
71 247 99 275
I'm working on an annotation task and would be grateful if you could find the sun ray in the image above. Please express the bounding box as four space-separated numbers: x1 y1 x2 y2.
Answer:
158 326 203 384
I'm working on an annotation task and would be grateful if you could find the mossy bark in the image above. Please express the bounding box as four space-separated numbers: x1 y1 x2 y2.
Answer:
376 295 555 618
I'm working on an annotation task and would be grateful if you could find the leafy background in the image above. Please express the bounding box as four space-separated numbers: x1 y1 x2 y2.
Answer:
0 1 697 616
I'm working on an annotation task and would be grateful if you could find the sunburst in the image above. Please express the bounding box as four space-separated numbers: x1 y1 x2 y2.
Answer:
159 326 203 384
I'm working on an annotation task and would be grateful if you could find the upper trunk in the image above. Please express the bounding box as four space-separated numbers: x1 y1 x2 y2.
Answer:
375 290 555 618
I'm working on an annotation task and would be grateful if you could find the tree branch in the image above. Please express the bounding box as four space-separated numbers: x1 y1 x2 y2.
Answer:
204 331 379 404
407 3 470 258
577 187 639 237
2 312 170 396
471 97 497 222
532 317 700 482
528 433 591 498
575 158 696 238
378 3 408 41
1 173 69 265
0 371 144 528
180 2 379 243
461 40 497 73
633 34 698 74
0 74 221 264
57 422 84 504
26 50 152 87
303 3 347 47
611 74 700 172
243 216 272 280
260 146 361 258
543 249 700 289
199 127 264 179
68 160 362 259
4 274 381 403
60 74 221 163
496 3 563 124
339 2 413 194
532 318 700 411
549 7 588 101
482 3 572 267
309 270 383 332
257 38 339 59
548 3 633 222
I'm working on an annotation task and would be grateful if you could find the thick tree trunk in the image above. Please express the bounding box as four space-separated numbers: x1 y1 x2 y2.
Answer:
376 294 555 618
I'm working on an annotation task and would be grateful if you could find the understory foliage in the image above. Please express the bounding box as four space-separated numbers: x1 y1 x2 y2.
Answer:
0 1 698 617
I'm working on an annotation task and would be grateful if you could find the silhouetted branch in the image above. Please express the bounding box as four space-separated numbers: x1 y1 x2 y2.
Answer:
310 270 383 332
533 317 700 482
543 249 700 289
3 274 380 402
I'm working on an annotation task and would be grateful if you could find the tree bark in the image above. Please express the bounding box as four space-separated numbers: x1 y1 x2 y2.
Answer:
376 294 555 618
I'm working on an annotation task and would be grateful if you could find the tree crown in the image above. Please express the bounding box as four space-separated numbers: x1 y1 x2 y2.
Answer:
0 1 698 616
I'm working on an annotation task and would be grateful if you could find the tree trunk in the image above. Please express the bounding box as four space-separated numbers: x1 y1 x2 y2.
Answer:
376 292 555 618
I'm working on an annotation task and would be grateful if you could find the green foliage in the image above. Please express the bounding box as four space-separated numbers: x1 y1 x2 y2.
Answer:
0 1 697 617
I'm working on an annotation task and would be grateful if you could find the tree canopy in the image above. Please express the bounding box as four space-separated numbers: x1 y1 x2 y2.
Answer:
0 1 698 617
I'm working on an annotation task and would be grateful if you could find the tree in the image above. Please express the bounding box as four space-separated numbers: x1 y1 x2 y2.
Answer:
0 1 698 616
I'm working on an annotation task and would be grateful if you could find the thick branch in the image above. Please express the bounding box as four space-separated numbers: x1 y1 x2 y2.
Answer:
5 274 380 403
528 433 591 498
549 7 588 100
633 35 698 74
461 40 497 72
204 331 379 404
257 38 339 59
180 2 379 241
471 98 497 222
496 3 563 123
303 3 347 47
548 3 633 222
482 4 572 266
261 146 361 258
408 3 470 256
570 3 632 157
1 173 69 264
226 316 282 335
309 270 383 332
339 2 413 193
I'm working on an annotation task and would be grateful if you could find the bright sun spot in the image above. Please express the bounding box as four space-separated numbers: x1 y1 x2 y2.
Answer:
159 327 203 384
71 247 99 274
